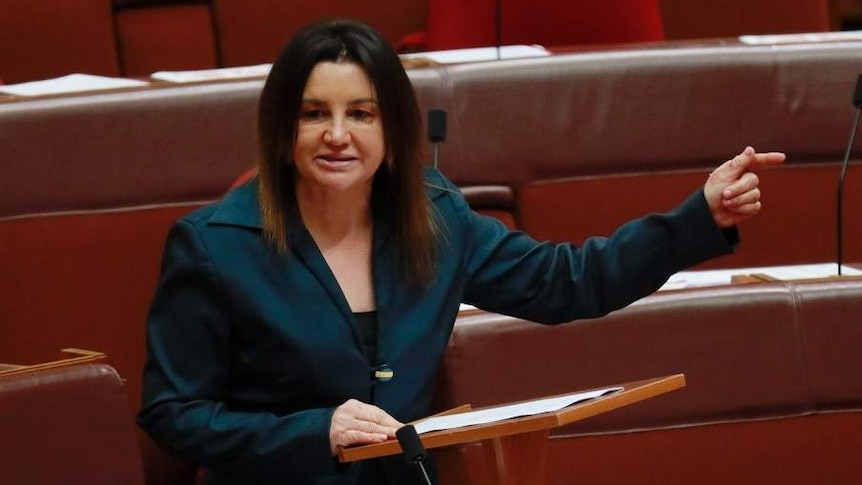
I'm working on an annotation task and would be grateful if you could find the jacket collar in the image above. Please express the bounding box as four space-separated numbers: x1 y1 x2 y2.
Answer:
208 178 263 229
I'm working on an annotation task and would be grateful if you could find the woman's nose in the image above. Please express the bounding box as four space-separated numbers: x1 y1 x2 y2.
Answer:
323 118 350 145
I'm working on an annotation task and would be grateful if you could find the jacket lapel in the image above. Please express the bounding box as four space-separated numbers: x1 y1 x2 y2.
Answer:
211 179 364 350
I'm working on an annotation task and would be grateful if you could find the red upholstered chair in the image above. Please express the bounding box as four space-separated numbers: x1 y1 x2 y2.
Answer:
211 0 428 67
0 363 145 485
0 0 120 83
658 0 832 40
230 167 257 189
424 0 498 51
115 4 218 77
501 0 665 46
408 0 664 52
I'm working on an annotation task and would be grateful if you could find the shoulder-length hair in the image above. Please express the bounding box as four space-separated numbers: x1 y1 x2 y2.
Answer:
257 19 438 287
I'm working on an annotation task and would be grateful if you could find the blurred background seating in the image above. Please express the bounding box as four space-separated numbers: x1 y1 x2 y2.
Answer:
0 362 145 485
3 0 861 83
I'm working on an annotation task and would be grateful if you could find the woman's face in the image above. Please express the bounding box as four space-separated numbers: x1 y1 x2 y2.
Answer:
293 61 385 196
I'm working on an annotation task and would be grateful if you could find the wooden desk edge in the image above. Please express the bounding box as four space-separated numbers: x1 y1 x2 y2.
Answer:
338 373 685 463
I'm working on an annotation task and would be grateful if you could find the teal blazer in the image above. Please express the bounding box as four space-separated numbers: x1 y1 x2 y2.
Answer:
138 168 736 484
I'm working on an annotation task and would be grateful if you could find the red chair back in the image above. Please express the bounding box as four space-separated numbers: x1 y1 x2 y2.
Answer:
426 0 664 51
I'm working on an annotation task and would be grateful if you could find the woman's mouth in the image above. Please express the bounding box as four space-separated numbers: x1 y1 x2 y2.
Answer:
318 155 356 162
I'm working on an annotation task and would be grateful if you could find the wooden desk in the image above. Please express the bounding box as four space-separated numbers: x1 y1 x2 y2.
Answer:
339 374 686 485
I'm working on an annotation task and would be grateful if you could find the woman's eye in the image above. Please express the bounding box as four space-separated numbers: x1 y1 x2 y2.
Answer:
300 110 325 120
349 109 373 122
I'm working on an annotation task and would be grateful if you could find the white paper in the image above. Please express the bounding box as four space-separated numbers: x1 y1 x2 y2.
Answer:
0 74 149 96
747 263 862 280
151 63 272 83
739 30 862 45
458 303 478 313
413 386 621 434
400 45 549 64
660 263 862 291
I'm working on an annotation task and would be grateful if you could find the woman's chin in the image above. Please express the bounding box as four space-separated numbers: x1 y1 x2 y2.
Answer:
300 171 374 193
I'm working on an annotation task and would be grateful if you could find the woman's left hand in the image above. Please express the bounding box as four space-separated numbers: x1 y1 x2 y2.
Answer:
329 399 402 455
704 146 786 228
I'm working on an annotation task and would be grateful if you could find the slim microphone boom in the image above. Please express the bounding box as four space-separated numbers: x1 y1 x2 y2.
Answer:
494 0 502 61
836 74 862 275
428 109 447 169
396 425 432 485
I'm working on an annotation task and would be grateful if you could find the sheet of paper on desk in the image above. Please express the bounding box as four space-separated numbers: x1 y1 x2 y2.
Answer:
400 45 549 64
750 263 862 280
0 74 149 96
740 30 862 45
458 303 477 313
151 63 272 83
413 386 622 435
660 263 862 291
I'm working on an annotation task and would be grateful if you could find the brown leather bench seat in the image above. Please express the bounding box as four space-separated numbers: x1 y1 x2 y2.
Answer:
419 42 862 268
435 278 862 484
2 38 862 484
0 363 145 484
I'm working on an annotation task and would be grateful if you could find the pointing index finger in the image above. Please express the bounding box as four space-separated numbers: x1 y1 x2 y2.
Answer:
719 147 785 180
749 151 786 168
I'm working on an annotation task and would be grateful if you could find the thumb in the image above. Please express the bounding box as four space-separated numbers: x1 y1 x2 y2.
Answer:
716 146 755 182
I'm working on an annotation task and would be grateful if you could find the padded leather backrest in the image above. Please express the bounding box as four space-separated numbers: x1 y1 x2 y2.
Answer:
0 80 261 218
0 363 144 485
794 278 862 409
501 0 664 46
659 0 831 40
434 44 862 186
211 0 429 66
426 0 663 50
0 0 120 83
115 5 218 77
437 284 809 432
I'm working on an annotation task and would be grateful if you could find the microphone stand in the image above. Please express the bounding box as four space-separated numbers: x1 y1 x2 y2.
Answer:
428 109 447 169
396 425 433 485
837 108 861 275
495 0 502 61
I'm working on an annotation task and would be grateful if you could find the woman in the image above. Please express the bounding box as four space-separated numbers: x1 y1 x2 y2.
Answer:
138 19 784 485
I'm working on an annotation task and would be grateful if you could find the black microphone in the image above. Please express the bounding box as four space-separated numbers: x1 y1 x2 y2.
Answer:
396 425 432 485
428 109 447 169
836 74 862 275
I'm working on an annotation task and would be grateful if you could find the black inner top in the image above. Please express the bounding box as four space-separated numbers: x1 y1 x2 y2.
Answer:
353 310 378 364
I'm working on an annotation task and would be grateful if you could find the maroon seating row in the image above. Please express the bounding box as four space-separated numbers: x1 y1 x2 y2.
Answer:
0 0 838 83
0 0 427 83
0 363 145 484
2 39 861 483
435 277 862 484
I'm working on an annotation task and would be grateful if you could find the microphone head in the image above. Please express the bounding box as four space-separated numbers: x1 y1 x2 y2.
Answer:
396 425 426 464
428 109 447 143
854 74 862 109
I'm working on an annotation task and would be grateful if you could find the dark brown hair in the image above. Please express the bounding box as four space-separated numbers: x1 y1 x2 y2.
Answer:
257 19 438 286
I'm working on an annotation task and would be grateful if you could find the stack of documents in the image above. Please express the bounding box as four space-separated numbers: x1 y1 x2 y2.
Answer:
151 64 272 83
400 45 549 65
660 263 862 291
414 386 621 434
0 74 149 97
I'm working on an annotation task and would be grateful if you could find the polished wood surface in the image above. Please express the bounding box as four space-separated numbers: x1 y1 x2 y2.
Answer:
338 373 686 463
0 348 106 378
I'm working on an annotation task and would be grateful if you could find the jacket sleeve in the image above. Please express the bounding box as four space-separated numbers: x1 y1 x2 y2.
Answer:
443 176 737 324
137 219 339 476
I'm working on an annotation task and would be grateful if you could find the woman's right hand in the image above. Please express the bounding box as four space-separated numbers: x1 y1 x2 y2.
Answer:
329 399 402 455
